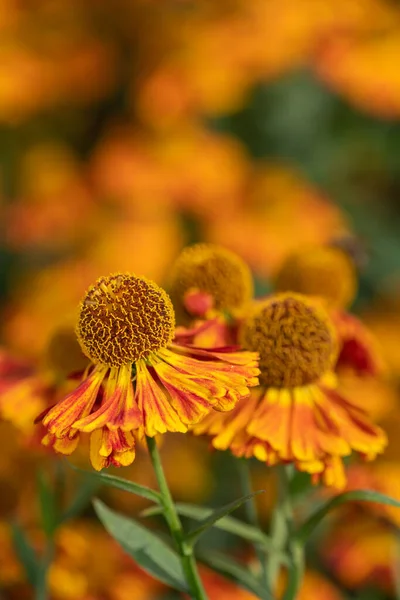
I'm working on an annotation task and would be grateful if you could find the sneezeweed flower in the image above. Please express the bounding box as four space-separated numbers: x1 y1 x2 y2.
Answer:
345 461 400 527
322 515 396 594
274 244 383 377
0 325 89 434
193 293 386 488
37 273 259 470
274 245 357 309
169 243 253 321
169 243 253 348
0 350 48 432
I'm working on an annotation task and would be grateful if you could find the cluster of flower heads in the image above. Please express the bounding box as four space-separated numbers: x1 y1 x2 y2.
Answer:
173 243 387 488
15 241 384 487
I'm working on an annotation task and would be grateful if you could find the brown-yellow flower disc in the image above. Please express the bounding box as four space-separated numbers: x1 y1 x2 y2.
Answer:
76 274 175 367
240 293 338 387
169 243 253 317
275 246 357 309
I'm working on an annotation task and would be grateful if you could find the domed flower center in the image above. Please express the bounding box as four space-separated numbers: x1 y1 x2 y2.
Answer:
275 246 357 309
240 293 337 387
169 243 253 318
76 274 176 367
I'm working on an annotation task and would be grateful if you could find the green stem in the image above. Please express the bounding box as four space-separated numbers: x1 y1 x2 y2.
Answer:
35 542 55 600
266 468 289 591
146 436 208 600
282 541 304 600
280 468 305 600
237 460 268 589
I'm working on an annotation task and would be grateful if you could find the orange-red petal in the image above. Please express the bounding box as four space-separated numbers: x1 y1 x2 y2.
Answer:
43 366 108 437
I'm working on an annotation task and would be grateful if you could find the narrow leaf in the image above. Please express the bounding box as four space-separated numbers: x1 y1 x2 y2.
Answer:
37 470 58 538
142 502 285 558
69 465 161 504
93 499 188 592
297 489 400 543
197 550 273 600
11 523 39 586
186 491 265 546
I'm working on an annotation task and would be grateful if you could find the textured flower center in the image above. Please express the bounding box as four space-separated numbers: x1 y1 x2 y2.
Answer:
76 274 175 367
275 246 357 309
240 294 337 387
169 243 253 318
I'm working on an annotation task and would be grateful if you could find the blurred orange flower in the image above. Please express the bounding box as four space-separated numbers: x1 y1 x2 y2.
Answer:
207 164 348 277
315 26 400 118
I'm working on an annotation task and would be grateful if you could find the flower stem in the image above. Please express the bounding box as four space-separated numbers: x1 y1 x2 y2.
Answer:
146 436 208 600
279 467 305 600
266 468 289 591
237 459 269 589
35 542 55 600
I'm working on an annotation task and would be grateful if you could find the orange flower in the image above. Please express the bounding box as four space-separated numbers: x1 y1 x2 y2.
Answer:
0 350 48 432
169 243 252 349
274 245 357 309
273 244 384 376
345 461 400 527
37 273 259 471
193 293 386 488
315 28 400 119
322 515 396 594
169 243 253 322
206 164 348 278
0 325 89 435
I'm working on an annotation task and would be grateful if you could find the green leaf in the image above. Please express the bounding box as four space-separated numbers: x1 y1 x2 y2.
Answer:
197 550 273 600
69 465 161 504
60 476 102 523
36 469 58 538
185 491 265 546
11 522 39 586
142 502 286 559
93 499 188 592
297 489 400 543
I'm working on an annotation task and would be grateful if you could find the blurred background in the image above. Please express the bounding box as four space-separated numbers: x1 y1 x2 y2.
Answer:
2 1 400 599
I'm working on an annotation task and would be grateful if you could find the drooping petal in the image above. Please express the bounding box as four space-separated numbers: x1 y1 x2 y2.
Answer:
290 386 326 462
152 360 219 426
158 346 259 411
317 386 387 459
333 310 385 376
74 365 142 433
135 361 187 437
90 428 136 471
310 455 347 489
193 393 260 451
43 366 108 437
247 387 293 459
42 432 80 455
